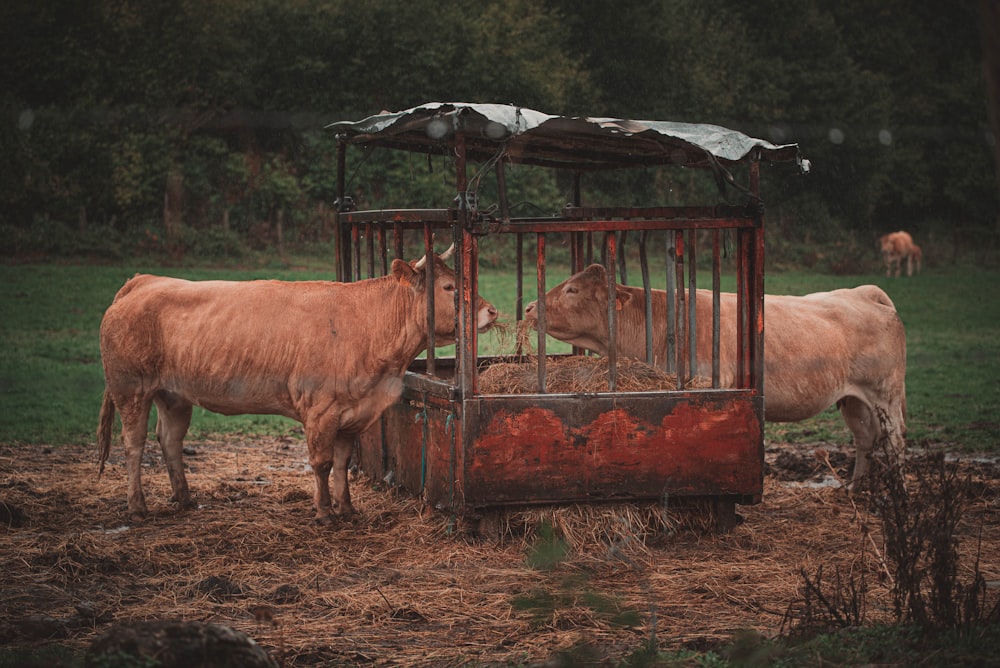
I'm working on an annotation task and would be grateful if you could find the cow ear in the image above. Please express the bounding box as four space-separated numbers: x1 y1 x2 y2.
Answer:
391 258 420 289
616 291 632 310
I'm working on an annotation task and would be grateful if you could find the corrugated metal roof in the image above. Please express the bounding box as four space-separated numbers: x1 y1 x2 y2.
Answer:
327 102 803 171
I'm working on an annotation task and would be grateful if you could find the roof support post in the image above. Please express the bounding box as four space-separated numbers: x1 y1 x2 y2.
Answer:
454 130 478 396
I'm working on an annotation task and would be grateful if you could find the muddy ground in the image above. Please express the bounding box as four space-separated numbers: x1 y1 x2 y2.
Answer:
1 436 997 666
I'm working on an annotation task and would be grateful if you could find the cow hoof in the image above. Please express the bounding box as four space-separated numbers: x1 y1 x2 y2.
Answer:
128 511 148 524
313 514 335 526
333 503 356 518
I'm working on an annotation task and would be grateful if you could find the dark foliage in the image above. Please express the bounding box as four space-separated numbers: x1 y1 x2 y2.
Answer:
1 0 997 264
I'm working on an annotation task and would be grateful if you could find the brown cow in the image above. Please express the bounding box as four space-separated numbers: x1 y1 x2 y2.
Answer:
98 248 498 523
524 264 907 488
879 230 921 277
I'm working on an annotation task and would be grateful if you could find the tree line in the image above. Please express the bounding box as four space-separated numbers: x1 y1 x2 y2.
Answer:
1 0 996 267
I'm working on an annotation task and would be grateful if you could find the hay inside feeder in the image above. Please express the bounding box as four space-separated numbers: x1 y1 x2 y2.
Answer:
480 355 711 394
482 319 711 393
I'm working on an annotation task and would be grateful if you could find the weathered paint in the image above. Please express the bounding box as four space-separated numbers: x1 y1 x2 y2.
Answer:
467 396 762 504
358 384 763 514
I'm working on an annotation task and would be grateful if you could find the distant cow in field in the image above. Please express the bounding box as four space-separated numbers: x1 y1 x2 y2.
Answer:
98 247 498 523
880 230 921 277
524 264 907 488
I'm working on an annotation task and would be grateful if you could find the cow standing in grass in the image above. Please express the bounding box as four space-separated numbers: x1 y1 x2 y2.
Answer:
98 247 498 523
880 230 922 277
524 264 907 488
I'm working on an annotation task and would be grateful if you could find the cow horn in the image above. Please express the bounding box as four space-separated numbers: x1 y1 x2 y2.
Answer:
413 242 456 269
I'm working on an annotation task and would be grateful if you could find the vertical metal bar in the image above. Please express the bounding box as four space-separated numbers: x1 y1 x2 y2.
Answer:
515 232 524 328
460 224 478 395
572 232 585 274
605 231 618 392
336 140 346 208
570 174 585 359
536 233 547 392
616 230 628 285
393 222 404 261
515 232 524 316
455 130 475 395
736 228 748 389
664 233 677 374
423 223 436 376
365 222 375 278
335 139 347 282
570 232 578 274
495 160 510 222
750 159 766 395
675 231 687 384
377 224 388 276
569 231 585 359
712 229 721 388
639 230 654 366
351 224 361 282
687 229 698 381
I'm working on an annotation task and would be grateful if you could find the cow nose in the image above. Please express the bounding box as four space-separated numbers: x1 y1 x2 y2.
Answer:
479 303 499 331
524 301 537 318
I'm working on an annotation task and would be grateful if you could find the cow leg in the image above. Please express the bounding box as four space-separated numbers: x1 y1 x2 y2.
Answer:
117 394 153 522
841 393 907 492
304 416 342 524
153 392 195 510
329 433 357 518
838 396 877 489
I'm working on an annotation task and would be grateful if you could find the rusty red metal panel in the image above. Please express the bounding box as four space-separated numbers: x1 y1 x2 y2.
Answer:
358 397 453 502
461 393 763 508
358 389 764 514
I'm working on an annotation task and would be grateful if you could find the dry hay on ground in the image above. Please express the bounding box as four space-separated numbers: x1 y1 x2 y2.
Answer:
1 437 998 666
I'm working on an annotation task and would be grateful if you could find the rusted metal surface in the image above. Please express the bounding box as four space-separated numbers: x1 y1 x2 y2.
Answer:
331 103 803 519
327 103 802 170
358 383 764 513
465 393 763 506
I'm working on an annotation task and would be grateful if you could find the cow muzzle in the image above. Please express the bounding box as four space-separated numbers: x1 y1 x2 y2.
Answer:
478 303 499 332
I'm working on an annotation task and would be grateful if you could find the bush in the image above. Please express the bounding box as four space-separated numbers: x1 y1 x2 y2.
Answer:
0 217 129 261
865 446 994 630
177 226 248 261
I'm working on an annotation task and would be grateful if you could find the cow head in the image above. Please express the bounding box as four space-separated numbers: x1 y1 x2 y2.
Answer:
523 264 629 356
391 244 498 346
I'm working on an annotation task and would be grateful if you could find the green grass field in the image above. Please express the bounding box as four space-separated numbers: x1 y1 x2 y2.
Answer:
1 262 998 454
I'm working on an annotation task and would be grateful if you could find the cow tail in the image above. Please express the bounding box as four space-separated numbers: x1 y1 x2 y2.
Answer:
97 388 116 478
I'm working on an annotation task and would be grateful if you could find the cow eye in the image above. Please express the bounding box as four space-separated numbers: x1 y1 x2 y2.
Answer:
565 286 578 295
442 281 455 292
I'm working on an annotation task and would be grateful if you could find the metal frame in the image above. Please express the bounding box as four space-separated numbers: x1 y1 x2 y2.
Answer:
329 106 789 526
